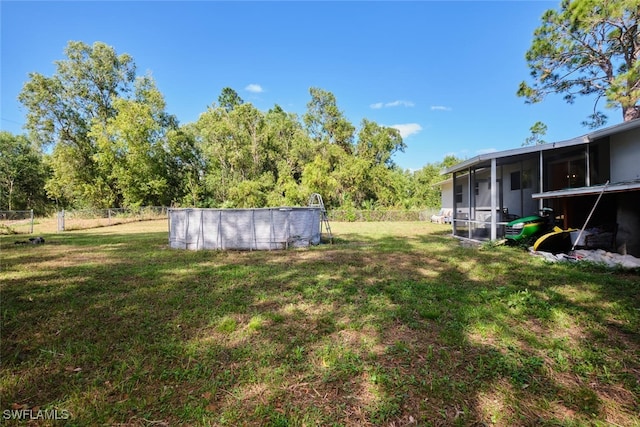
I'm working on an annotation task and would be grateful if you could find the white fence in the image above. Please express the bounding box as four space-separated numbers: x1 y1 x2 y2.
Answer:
0 210 34 234
169 207 323 250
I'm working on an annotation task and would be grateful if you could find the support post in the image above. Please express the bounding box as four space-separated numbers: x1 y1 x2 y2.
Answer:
57 210 65 232
539 151 544 211
585 144 590 187
468 168 472 239
491 159 497 240
452 172 458 237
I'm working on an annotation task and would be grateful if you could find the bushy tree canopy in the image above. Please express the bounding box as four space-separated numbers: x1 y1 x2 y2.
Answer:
0 132 50 213
17 41 456 211
518 0 640 127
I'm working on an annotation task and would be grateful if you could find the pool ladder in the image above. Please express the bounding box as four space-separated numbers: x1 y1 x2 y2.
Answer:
308 193 333 244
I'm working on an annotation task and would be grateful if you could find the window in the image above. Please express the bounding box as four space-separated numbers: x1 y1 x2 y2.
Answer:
566 161 584 188
511 170 531 191
548 152 586 190
510 171 521 191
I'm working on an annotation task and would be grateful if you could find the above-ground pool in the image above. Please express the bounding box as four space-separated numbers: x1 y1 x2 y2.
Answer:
168 207 323 250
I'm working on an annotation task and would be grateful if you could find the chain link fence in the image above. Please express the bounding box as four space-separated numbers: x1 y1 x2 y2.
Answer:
57 206 169 232
4 207 445 234
0 210 34 234
327 208 441 222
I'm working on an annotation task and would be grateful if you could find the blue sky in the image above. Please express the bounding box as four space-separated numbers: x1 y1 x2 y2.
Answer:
1 1 621 171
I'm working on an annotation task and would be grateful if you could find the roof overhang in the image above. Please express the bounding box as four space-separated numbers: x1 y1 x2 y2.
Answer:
432 177 453 187
532 180 640 199
444 136 587 174
443 118 640 175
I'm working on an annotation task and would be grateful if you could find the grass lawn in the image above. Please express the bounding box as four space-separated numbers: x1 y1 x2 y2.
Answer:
1 220 639 426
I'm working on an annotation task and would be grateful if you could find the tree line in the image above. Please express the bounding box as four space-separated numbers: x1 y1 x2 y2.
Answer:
4 1 639 215
2 41 457 215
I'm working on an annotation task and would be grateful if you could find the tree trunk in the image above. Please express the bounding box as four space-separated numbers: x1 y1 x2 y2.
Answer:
623 105 640 121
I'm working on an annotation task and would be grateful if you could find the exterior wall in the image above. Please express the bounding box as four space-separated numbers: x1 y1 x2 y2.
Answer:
473 169 492 210
452 173 470 219
608 128 640 256
470 169 495 225
440 180 453 209
610 127 640 183
616 191 640 257
502 163 522 216
502 159 539 218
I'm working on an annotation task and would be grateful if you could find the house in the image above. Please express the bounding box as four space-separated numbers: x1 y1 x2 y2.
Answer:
430 178 453 223
442 119 640 256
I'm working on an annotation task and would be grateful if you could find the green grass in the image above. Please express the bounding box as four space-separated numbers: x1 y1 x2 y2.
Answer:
1 220 639 426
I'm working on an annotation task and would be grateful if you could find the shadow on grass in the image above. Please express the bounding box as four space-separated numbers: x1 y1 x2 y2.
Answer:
1 224 638 426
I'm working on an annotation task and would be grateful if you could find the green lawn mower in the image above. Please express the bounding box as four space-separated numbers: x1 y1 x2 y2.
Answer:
504 207 556 244
505 207 578 252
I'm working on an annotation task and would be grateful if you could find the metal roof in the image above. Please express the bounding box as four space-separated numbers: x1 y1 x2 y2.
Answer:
532 180 640 199
443 119 640 174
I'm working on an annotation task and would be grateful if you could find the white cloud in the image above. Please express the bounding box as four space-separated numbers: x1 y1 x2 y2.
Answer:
370 100 414 109
431 105 452 111
390 123 423 138
245 84 264 93
386 100 414 108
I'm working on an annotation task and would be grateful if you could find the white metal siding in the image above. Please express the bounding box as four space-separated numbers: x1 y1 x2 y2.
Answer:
610 127 640 183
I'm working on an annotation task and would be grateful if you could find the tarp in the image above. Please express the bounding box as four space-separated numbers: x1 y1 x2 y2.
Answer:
530 248 640 269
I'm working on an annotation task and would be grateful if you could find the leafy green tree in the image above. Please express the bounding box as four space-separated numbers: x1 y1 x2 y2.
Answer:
440 155 461 170
218 87 245 113
264 105 313 206
303 87 355 153
518 0 640 127
0 132 50 212
355 119 405 167
334 155 371 207
90 76 177 207
408 163 442 208
300 88 359 206
195 90 279 207
522 121 548 146
19 41 137 207
227 173 274 208
301 147 343 208
165 126 206 207
367 166 407 208
333 120 408 208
